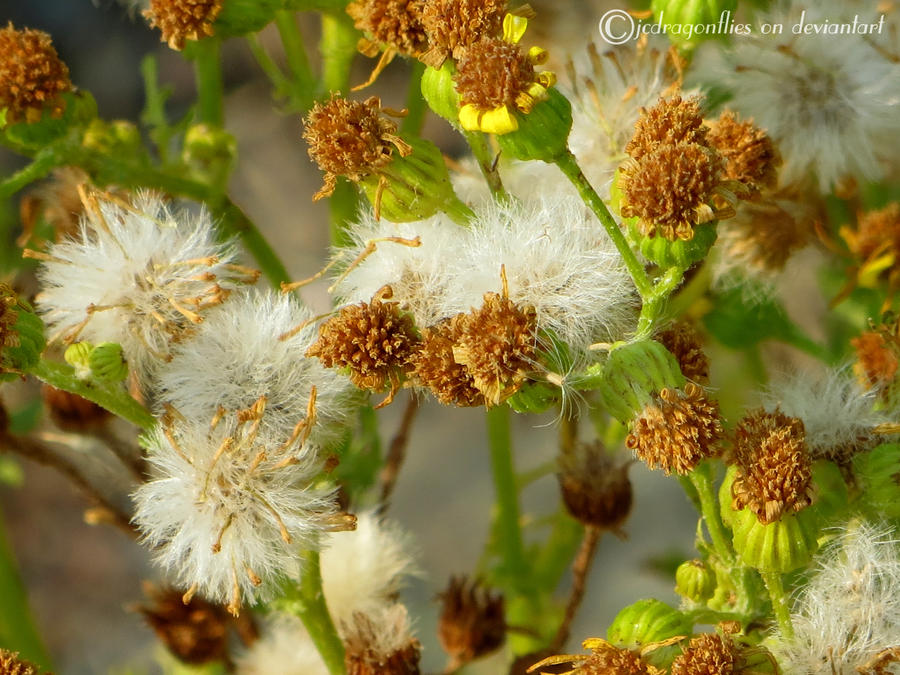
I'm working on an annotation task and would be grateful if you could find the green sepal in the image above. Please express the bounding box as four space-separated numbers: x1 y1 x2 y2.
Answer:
507 380 558 414
421 62 460 127
494 88 572 163
598 340 686 423
607 598 691 668
2 91 97 152
730 507 819 572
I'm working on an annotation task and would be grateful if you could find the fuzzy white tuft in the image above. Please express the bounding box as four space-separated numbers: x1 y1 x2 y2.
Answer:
761 367 891 462
132 404 334 614
331 210 465 329
769 520 900 674
438 195 638 351
154 287 355 446
36 191 250 383
235 615 327 675
690 1 900 192
321 510 420 625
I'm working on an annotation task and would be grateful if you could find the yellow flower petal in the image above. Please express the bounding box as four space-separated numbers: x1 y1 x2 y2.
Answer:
859 252 895 287
458 104 483 131
480 106 518 134
527 46 548 65
502 13 528 44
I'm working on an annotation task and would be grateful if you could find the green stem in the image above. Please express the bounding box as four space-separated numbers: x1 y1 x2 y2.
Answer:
328 178 359 248
401 60 427 135
274 10 316 112
687 461 734 565
462 131 508 200
284 550 346 675
186 38 225 127
636 266 686 338
554 151 652 298
0 149 59 200
761 570 794 640
486 405 527 583
0 509 52 670
218 200 291 286
319 13 358 94
29 360 155 431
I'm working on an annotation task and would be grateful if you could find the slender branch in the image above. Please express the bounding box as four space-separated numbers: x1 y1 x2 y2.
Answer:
92 427 147 482
0 432 136 538
486 405 528 583
551 525 601 651
0 149 59 201
463 131 507 200
319 12 358 95
554 151 652 298
186 38 225 127
686 461 735 565
761 570 794 640
218 200 291 286
379 394 419 507
274 10 316 112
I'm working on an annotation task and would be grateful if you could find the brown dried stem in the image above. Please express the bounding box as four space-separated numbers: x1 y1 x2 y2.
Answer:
379 393 419 508
549 525 602 652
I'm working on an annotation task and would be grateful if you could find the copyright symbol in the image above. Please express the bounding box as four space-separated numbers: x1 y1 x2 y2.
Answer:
598 9 635 45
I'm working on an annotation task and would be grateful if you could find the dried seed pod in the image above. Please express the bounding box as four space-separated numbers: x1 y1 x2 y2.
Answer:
437 576 505 667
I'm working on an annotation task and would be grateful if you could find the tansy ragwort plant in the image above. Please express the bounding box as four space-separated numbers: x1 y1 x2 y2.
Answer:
2 0 900 673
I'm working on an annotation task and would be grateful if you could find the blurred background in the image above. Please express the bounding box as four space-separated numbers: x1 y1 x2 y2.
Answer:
0 1 777 672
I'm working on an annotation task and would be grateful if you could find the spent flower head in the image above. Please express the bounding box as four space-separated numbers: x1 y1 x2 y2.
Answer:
347 0 428 59
420 0 507 67
0 22 71 124
133 396 347 615
143 0 222 50
34 190 254 384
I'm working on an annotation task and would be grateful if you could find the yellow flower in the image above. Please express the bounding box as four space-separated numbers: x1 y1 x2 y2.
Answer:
454 14 555 135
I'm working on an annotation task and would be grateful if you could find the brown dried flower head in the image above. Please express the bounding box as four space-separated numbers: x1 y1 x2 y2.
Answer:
528 638 662 675
437 576 505 668
706 111 780 195
452 289 537 407
670 633 735 675
138 582 257 666
143 0 222 50
717 195 815 275
730 408 814 524
655 322 709 384
0 286 19 351
626 383 723 475
454 38 535 110
306 288 420 408
0 650 42 675
41 384 111 432
852 330 900 391
0 23 71 124
303 95 411 200
625 95 708 161
558 441 633 532
420 0 507 66
410 315 485 407
619 141 727 241
344 606 422 675
347 0 428 58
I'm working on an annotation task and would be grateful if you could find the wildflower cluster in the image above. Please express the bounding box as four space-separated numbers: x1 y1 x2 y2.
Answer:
2 1 900 674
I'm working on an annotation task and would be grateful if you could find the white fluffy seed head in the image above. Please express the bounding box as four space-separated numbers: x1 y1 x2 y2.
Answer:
438 195 638 352
761 366 891 463
690 1 900 192
35 191 251 384
154 287 355 447
331 209 465 329
132 404 336 614
235 615 327 675
768 520 900 674
321 510 420 626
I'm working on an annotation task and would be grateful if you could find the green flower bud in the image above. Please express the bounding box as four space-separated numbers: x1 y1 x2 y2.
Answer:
3 91 97 153
651 0 739 46
64 341 94 379
853 443 900 520
88 342 128 384
182 124 237 188
82 118 142 155
494 88 572 163
0 286 45 381
507 380 558 414
358 135 470 223
607 598 691 668
730 506 819 572
421 62 461 127
675 559 716 604
214 0 284 38
598 340 686 424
